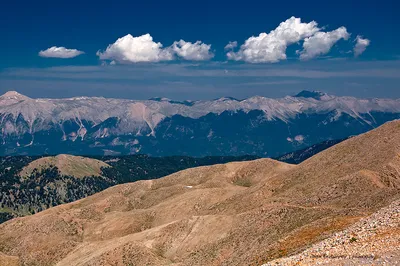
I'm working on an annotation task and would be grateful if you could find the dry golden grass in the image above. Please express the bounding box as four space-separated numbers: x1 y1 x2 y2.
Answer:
19 154 110 178
1 121 400 265
0 252 20 266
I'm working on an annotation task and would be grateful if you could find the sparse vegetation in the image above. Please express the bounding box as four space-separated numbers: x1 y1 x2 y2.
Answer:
278 249 288 258
349 237 357 243
0 154 257 223
233 177 252 187
2 121 400 265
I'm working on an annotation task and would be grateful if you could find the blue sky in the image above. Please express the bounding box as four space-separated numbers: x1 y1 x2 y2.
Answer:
0 0 399 100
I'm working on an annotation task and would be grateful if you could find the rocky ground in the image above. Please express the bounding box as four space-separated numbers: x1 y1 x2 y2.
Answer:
264 199 400 265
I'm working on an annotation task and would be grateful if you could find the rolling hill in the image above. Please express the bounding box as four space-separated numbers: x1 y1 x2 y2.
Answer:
0 154 256 224
0 121 399 265
19 154 110 178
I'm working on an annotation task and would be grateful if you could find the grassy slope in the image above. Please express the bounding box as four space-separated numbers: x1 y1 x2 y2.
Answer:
19 154 110 178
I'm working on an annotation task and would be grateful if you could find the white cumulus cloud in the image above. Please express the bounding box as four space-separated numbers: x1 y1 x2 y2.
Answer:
171 40 214 61
98 34 214 63
299 27 350 60
39 46 84 58
224 41 238 50
354 35 370 57
226 17 320 63
97 34 174 63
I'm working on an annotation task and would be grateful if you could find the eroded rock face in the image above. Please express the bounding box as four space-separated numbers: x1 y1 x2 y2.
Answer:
1 121 400 265
1 90 400 157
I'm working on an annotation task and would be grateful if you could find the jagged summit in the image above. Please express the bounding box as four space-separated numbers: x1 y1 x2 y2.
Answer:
0 90 30 100
148 97 195 106
214 96 240 102
148 97 173 102
294 90 329 100
0 91 31 105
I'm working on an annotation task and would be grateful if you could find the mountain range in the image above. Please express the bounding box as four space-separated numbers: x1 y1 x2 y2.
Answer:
1 90 400 156
1 120 399 265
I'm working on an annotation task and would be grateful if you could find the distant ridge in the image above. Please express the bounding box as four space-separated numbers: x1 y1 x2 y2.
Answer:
1 90 400 157
275 138 347 164
294 90 328 100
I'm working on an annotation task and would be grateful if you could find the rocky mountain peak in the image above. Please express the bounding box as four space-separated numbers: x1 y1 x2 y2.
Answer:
215 96 239 102
294 90 330 100
0 91 31 104
149 97 172 102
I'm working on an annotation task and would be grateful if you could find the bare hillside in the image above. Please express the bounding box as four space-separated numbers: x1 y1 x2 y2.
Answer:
0 121 400 265
19 154 110 178
264 199 400 265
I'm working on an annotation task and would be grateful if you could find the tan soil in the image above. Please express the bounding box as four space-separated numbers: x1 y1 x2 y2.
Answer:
1 121 400 265
19 154 110 178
